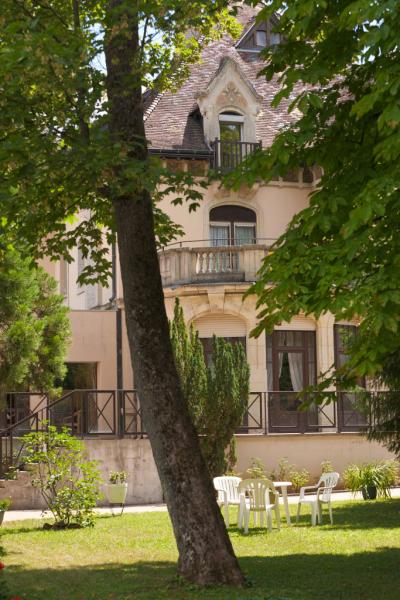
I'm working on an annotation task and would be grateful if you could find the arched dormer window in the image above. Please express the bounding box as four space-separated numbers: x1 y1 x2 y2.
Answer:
210 205 256 246
218 111 246 171
219 111 244 143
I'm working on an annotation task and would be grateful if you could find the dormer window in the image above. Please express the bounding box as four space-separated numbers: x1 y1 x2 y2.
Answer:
218 112 245 170
219 112 244 143
255 30 267 47
236 18 282 52
270 32 281 46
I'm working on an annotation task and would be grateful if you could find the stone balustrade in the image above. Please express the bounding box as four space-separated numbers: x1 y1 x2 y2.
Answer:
159 243 271 287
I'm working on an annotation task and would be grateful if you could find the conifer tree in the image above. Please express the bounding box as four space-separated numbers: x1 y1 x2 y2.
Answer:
170 299 250 477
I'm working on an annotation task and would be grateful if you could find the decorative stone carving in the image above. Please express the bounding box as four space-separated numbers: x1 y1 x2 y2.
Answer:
221 82 246 107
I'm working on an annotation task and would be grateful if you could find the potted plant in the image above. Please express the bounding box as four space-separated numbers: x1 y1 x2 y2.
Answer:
343 460 398 500
105 472 128 505
0 499 11 525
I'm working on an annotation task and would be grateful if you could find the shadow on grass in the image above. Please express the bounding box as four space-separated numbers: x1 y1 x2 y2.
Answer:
226 499 400 535
7 547 400 600
295 498 400 530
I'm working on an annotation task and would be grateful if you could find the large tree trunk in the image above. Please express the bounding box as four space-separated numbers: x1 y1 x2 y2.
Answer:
104 1 244 586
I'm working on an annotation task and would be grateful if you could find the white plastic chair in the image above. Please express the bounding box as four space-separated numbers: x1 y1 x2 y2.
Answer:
238 478 281 534
297 472 340 526
213 476 242 527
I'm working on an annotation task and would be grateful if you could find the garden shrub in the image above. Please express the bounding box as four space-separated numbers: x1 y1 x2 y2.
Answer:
23 424 101 528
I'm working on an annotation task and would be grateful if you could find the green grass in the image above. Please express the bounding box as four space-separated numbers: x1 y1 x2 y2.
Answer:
3 499 400 600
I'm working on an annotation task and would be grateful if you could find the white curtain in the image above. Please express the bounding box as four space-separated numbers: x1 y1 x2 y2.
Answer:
210 225 229 247
235 225 255 245
288 352 303 392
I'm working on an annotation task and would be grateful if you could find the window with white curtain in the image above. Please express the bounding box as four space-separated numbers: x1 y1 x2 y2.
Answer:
209 205 256 246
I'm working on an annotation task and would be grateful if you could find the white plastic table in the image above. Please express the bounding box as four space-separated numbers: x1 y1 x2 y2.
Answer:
273 481 292 525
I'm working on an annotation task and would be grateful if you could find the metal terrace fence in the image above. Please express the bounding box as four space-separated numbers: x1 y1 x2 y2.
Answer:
0 388 381 477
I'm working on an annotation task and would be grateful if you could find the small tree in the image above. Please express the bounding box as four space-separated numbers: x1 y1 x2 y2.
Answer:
0 248 70 397
23 424 101 528
170 299 250 478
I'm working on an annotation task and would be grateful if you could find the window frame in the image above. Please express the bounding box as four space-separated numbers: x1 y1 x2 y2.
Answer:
255 30 267 47
267 330 318 433
334 324 368 431
209 206 257 247
234 222 257 246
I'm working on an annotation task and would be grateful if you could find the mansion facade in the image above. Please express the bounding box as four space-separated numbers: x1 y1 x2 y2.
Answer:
40 5 391 479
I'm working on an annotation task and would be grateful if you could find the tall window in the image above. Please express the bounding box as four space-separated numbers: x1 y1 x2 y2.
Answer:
218 112 244 170
334 324 368 430
209 205 256 246
266 331 316 392
266 330 317 432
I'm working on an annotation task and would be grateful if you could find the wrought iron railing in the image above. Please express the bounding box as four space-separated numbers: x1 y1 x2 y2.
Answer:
0 388 381 476
211 139 262 172
0 389 145 477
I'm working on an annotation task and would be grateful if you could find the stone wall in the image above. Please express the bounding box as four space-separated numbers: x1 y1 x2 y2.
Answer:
84 438 163 506
1 438 162 511
235 434 394 482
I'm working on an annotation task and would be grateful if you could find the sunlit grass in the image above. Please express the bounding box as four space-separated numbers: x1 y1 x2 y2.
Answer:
3 499 400 599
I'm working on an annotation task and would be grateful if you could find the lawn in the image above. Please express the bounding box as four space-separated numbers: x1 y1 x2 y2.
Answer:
3 499 400 600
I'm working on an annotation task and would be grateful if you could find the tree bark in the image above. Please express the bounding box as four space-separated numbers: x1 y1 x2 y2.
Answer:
104 0 244 586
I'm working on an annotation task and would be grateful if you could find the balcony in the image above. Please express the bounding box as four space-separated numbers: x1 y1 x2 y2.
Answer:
159 240 273 287
211 139 262 173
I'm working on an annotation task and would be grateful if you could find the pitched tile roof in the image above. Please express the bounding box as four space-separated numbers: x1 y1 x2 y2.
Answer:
145 5 300 152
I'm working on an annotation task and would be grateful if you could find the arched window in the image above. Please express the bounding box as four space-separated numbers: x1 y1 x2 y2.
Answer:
209 205 256 246
219 111 244 143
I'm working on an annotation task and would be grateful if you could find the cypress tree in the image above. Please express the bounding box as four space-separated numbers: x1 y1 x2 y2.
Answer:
170 299 250 477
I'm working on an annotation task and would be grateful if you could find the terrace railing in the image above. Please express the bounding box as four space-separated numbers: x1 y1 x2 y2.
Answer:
0 389 145 478
0 388 383 476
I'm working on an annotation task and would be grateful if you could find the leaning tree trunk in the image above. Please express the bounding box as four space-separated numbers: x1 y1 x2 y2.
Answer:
104 0 244 586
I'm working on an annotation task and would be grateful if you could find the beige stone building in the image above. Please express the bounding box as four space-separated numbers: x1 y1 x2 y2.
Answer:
28 6 392 485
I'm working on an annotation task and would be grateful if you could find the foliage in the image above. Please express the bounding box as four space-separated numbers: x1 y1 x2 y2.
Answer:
366 355 400 457
321 460 334 474
109 471 127 484
226 0 400 387
268 456 309 490
343 460 399 498
246 457 268 480
0 500 10 512
23 424 101 528
0 248 70 397
169 299 208 426
170 299 250 478
0 0 241 284
269 457 291 482
290 467 310 492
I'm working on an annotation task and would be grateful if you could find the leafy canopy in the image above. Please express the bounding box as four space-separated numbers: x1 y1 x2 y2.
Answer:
0 0 241 284
230 0 400 385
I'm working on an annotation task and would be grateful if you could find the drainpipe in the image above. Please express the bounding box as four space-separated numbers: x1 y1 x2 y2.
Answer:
110 242 124 436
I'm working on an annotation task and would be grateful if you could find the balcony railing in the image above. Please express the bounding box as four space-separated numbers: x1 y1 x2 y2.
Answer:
159 239 275 287
211 139 262 173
